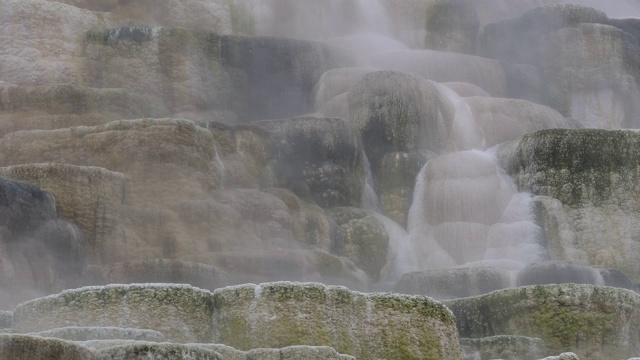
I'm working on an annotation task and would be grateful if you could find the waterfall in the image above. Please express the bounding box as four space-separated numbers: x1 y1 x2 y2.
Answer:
404 149 545 275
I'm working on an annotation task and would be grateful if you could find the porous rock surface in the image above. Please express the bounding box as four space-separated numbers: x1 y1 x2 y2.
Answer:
0 334 95 360
30 326 166 342
395 267 511 299
447 284 640 360
212 281 463 360
498 129 640 281
13 284 215 343
0 163 124 264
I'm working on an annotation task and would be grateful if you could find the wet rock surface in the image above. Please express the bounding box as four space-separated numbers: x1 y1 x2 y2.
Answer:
3 0 640 358
447 284 640 360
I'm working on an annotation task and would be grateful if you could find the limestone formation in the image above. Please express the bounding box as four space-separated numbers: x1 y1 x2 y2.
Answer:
480 5 640 128
30 327 166 342
0 0 115 86
13 284 215 343
0 334 95 360
0 164 124 264
212 282 463 360
395 267 511 299
0 85 162 138
349 71 445 175
328 207 389 280
498 129 640 281
447 284 640 360
259 116 364 208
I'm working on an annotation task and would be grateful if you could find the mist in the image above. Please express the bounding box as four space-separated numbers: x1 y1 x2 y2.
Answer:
1 0 640 357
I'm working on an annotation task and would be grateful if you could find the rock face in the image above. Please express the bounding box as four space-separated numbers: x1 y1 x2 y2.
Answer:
329 207 389 280
4 282 462 359
259 117 364 208
0 334 96 360
395 267 511 299
31 327 166 342
480 4 640 128
447 284 640 360
0 178 87 307
498 129 640 282
212 282 463 360
0 164 125 264
13 284 215 343
348 71 445 175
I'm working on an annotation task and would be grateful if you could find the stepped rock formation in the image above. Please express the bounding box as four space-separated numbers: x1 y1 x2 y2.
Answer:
498 129 640 282
5 282 461 359
447 284 640 360
4 0 640 358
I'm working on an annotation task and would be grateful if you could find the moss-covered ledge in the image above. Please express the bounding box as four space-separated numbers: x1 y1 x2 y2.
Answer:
446 284 640 360
497 129 640 207
0 334 96 360
212 281 462 360
13 284 215 343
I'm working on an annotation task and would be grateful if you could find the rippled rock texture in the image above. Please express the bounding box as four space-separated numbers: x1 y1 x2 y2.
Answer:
447 284 640 360
4 282 461 359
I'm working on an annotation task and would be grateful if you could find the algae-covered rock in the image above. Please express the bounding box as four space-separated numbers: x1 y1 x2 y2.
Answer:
446 284 640 360
460 335 548 360
13 284 215 343
95 343 221 360
212 282 462 360
378 151 430 226
0 164 125 264
31 326 166 342
259 116 364 208
0 334 95 360
498 129 640 281
395 267 511 299
348 70 445 175
328 207 389 280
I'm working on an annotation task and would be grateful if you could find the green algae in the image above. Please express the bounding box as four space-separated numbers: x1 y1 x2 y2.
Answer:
213 282 462 360
446 284 640 360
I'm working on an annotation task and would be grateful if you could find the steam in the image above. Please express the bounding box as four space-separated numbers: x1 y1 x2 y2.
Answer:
2 0 640 311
